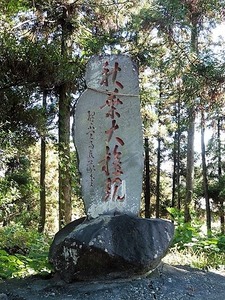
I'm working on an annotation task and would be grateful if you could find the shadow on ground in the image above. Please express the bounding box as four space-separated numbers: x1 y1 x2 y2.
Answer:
0 263 225 300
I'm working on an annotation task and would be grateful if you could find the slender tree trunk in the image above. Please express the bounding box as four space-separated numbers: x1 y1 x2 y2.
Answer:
58 84 72 228
201 110 211 236
144 137 150 218
185 105 195 222
217 117 225 234
172 134 177 208
184 17 198 223
38 90 47 233
220 199 225 234
156 79 162 218
218 117 222 178
177 95 181 210
156 136 161 218
58 6 72 229
172 95 181 209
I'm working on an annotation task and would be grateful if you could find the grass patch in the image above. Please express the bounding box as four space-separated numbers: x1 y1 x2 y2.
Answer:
163 246 225 271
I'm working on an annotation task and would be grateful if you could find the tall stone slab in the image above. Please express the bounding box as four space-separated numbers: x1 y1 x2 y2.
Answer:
73 55 143 218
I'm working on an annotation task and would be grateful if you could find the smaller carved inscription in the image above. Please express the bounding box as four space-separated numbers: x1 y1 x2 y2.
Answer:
86 111 96 187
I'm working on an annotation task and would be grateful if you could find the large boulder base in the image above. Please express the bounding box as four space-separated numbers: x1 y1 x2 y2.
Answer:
49 215 174 282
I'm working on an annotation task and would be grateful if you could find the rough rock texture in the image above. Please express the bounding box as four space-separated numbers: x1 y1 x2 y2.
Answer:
73 55 144 218
49 215 174 282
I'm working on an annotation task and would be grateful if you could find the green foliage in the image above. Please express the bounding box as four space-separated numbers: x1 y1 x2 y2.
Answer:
0 34 75 89
0 224 52 279
0 155 39 227
167 207 201 248
168 207 225 269
0 0 29 15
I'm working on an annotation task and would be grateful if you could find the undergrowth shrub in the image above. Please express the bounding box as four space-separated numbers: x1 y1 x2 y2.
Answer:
0 224 53 279
167 207 225 270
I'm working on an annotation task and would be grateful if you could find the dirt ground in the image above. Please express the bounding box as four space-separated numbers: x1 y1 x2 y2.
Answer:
0 263 225 300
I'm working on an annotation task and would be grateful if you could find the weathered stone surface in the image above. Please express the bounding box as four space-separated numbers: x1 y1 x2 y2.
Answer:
49 215 174 282
73 55 143 218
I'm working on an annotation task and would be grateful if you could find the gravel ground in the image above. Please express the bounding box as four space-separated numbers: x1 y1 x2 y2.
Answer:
0 263 225 300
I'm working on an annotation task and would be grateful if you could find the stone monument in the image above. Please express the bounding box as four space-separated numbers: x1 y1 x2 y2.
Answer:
73 55 143 218
49 55 174 282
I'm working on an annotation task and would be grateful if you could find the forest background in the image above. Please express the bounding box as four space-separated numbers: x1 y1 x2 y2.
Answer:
0 0 225 279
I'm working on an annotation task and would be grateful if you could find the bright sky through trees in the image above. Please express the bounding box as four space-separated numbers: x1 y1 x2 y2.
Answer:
194 23 225 153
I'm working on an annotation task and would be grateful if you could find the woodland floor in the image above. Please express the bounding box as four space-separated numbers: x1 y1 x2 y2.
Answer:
0 263 225 300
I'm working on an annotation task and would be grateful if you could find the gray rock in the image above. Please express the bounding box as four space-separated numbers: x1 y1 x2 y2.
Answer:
0 294 8 300
49 215 174 282
73 54 144 218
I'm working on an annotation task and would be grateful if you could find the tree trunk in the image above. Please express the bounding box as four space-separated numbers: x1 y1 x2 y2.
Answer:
201 110 211 236
156 78 162 218
144 137 150 218
58 82 72 229
185 105 195 222
220 198 224 235
184 16 198 223
58 6 72 229
177 95 181 210
171 135 177 208
217 117 225 234
172 95 181 209
156 136 161 218
218 117 222 178
38 90 47 233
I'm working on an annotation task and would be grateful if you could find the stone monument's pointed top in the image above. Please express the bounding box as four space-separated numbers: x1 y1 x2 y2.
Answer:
85 54 139 94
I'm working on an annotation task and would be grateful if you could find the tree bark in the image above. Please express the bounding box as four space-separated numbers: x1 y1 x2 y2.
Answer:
177 95 181 210
58 6 72 229
201 110 211 236
185 105 195 222
156 136 161 218
217 117 224 234
171 92 181 210
219 199 224 234
171 137 177 208
156 77 163 218
172 94 181 209
144 137 150 218
58 82 72 229
218 117 222 178
184 15 198 223
38 90 47 233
